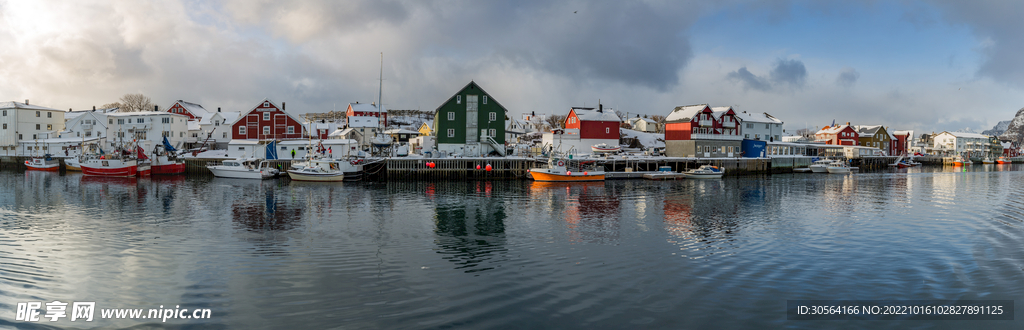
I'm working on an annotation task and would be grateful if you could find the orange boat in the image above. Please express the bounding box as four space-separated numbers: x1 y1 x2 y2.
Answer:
997 156 1011 164
528 158 605 182
952 155 971 166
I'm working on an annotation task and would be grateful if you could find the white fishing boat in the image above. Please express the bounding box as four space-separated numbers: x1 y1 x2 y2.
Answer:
207 158 278 179
809 159 833 173
591 143 621 154
681 165 724 179
982 157 995 164
826 160 852 174
25 155 60 171
65 158 83 171
287 158 364 182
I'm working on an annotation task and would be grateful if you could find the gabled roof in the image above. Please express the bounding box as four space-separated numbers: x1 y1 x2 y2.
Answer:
227 98 304 129
666 104 710 123
737 111 783 124
199 110 241 125
570 107 620 122
938 131 989 139
349 102 384 114
0 101 61 111
710 106 736 120
816 124 855 135
383 128 419 134
173 100 211 119
854 125 884 136
434 80 509 113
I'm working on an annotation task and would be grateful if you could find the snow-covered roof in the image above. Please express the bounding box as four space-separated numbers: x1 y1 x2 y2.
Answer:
939 131 989 139
620 128 665 148
108 111 188 118
570 107 620 122
348 116 379 128
330 128 356 137
666 104 710 123
816 124 853 135
710 106 735 119
737 111 783 124
892 130 914 136
1001 141 1013 149
854 125 884 136
37 137 102 143
0 101 62 111
349 102 384 114
175 100 210 119
383 128 420 135
627 117 656 124
199 111 241 125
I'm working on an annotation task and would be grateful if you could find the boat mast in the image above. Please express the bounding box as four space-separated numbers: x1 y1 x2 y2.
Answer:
378 52 383 133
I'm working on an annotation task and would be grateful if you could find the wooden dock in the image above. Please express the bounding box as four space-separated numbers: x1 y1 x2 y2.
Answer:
382 158 541 180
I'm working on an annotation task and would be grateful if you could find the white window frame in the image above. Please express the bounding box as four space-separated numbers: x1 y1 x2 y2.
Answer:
606 127 610 134
489 128 496 137
483 96 488 104
447 128 455 137
263 126 270 135
489 112 496 121
456 95 461 104
264 101 270 107
287 126 295 134
263 112 270 121
448 112 455 121
239 126 246 135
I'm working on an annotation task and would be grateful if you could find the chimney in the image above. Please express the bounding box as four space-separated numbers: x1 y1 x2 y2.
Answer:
92 106 96 110
25 99 29 105
154 105 159 112
531 111 535 116
217 107 221 112
282 102 286 110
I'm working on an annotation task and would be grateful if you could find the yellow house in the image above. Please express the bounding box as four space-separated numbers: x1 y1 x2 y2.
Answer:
418 122 432 136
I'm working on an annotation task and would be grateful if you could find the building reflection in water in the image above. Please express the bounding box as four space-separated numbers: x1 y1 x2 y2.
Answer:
433 181 509 273
232 187 302 231
529 181 620 244
663 180 740 259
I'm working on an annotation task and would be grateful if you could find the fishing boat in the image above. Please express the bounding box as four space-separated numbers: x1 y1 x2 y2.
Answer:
208 158 278 179
809 159 833 173
681 165 724 179
982 157 995 164
81 157 140 177
287 158 364 182
151 136 185 175
25 155 59 171
997 156 1011 164
528 157 605 182
591 143 621 154
952 155 971 166
64 158 82 171
826 160 852 174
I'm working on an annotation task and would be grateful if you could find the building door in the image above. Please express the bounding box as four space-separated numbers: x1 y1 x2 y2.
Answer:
247 114 259 139
465 95 478 143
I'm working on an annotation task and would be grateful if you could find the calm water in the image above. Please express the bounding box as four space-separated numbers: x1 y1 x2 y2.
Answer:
2 165 1024 329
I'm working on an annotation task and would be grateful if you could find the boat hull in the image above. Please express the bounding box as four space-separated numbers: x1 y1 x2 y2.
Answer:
209 167 273 179
809 165 829 173
152 163 186 175
827 167 851 174
528 170 605 182
287 170 348 182
82 164 137 177
65 159 82 171
682 173 723 179
25 164 59 171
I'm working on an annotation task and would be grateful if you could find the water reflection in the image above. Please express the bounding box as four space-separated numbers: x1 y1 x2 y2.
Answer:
229 182 302 231
530 181 620 244
434 182 508 273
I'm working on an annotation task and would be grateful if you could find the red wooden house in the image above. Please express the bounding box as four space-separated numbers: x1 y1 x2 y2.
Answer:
166 100 210 121
663 104 743 157
230 99 305 140
346 102 387 126
891 131 910 156
563 104 620 139
815 123 859 145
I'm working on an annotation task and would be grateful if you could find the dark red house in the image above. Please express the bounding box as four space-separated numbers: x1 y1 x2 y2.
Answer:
166 100 210 121
891 131 910 156
814 124 859 145
563 104 620 139
346 102 386 126
230 99 305 140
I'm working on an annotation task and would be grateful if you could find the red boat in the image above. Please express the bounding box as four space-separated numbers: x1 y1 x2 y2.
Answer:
81 158 139 177
25 156 59 171
151 155 185 175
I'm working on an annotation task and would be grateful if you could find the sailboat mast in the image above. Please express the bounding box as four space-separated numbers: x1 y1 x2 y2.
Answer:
378 52 383 132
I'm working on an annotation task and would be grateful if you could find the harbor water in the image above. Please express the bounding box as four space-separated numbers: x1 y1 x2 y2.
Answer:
2 166 1024 328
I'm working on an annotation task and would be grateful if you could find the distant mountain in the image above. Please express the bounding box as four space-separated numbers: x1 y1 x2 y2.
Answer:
998 107 1024 144
982 120 1011 136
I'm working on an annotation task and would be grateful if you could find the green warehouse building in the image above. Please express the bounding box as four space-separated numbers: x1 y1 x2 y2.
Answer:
432 81 508 156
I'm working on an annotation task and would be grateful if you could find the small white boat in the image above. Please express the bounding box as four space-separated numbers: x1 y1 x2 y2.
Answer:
591 143 621 154
287 159 363 182
207 158 278 179
809 159 833 173
826 161 852 174
65 158 83 171
681 165 724 179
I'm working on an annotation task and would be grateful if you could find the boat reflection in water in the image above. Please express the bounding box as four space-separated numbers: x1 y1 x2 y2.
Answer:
231 188 303 231
530 180 620 244
432 181 509 273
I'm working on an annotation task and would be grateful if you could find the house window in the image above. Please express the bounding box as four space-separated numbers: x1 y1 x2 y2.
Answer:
489 128 496 137
192 133 198 138
214 120 220 126
110 119 114 124
47 124 51 130
457 95 461 104
765 124 769 129
162 117 170 123
19 134 22 139
287 126 295 134
483 96 488 104
263 112 270 121
36 124 40 130
47 112 51 118
239 147 245 151
137 118 144 123
1 110 5 116
223 132 227 139
32 134 36 139
239 126 246 135
36 111 40 117
746 123 753 129
448 112 455 121
263 126 270 135
264 101 270 107
489 112 496 121
745 134 749 139
447 128 455 137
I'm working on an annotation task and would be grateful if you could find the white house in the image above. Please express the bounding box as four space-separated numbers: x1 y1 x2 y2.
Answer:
106 112 190 152
932 131 991 157
229 138 358 159
347 116 380 150
737 111 784 142
625 116 659 133
0 101 66 155
194 109 240 149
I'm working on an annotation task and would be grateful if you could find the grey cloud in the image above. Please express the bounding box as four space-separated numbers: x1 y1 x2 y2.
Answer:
727 58 807 92
836 68 859 88
929 1 1024 86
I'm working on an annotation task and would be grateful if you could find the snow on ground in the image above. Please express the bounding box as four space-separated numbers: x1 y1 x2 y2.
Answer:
620 128 665 148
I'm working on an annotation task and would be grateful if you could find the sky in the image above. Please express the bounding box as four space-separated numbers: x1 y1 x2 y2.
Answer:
1 0 1022 134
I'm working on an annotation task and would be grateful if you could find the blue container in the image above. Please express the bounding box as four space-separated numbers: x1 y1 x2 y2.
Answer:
741 139 767 158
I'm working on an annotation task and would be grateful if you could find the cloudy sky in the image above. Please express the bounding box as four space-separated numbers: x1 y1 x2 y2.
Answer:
1 0 1022 133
